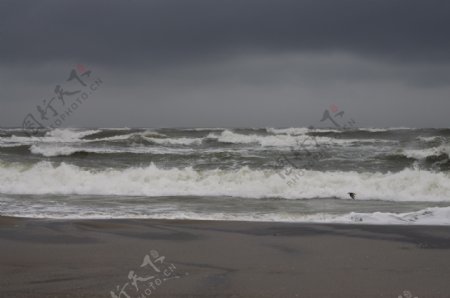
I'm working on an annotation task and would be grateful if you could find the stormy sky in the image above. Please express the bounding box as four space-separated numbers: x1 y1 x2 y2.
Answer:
1 0 450 128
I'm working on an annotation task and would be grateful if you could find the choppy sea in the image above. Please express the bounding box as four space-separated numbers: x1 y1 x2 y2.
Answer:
1 127 450 224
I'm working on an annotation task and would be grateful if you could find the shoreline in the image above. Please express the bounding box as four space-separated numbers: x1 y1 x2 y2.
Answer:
2 212 450 226
1 216 450 297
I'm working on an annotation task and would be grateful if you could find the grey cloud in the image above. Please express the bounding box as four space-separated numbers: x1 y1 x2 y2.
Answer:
1 53 450 128
1 0 450 67
1 0 450 128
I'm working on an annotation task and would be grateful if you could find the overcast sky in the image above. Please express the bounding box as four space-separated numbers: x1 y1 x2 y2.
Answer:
1 0 450 128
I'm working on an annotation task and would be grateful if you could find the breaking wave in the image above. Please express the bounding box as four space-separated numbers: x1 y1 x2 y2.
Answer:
0 162 449 201
402 145 450 160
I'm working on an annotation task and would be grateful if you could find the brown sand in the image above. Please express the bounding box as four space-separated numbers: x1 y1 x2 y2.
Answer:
1 216 450 298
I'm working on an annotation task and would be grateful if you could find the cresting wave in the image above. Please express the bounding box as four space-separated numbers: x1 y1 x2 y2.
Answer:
0 129 167 147
1 127 400 150
206 130 369 147
0 161 449 201
402 145 450 160
29 144 201 156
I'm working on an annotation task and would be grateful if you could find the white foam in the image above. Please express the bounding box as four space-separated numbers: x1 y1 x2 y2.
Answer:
145 137 203 146
29 144 198 157
2 201 449 225
330 206 450 225
0 135 44 145
0 128 38 132
0 143 26 148
0 162 449 201
207 129 362 147
82 133 135 142
266 127 312 135
1 128 396 148
416 136 442 142
267 127 415 134
131 206 450 225
82 131 167 143
0 129 101 146
44 129 101 141
99 127 132 130
180 128 225 131
29 144 123 156
359 127 414 132
403 145 450 160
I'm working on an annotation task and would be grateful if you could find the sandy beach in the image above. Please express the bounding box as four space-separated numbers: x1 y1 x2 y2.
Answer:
1 216 450 298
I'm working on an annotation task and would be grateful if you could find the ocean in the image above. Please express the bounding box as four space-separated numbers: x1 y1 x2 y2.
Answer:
0 127 449 224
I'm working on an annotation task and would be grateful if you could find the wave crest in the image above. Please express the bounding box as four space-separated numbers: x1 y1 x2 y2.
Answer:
0 162 449 201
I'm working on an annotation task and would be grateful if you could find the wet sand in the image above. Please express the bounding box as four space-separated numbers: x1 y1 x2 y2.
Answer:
1 216 450 297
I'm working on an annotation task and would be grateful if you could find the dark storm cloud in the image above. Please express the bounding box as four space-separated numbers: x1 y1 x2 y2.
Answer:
1 0 450 67
1 0 450 128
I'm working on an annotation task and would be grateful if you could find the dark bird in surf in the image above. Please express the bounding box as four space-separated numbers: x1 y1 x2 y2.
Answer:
348 192 356 200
